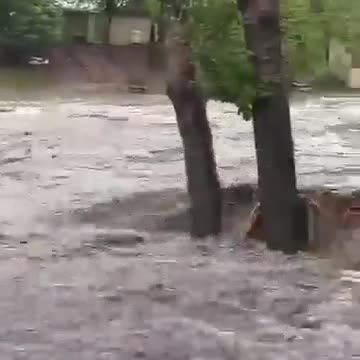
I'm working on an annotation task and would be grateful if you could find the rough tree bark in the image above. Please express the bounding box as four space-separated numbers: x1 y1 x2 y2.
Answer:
238 0 307 253
166 32 222 238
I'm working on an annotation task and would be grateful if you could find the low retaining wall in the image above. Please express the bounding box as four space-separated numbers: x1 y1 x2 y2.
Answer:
308 190 360 268
245 186 360 268
48 44 167 93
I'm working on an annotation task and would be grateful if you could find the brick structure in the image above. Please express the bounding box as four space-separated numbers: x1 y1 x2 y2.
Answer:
308 190 360 267
246 189 360 267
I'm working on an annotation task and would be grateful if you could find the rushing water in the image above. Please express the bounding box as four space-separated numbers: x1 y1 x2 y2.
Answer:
0 93 360 359
1 94 360 225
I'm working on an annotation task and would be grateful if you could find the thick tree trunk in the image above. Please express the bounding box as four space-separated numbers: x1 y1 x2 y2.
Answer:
166 39 222 238
238 0 307 253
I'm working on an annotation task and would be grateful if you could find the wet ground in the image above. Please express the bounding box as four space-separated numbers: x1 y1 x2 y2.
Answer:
1 92 360 358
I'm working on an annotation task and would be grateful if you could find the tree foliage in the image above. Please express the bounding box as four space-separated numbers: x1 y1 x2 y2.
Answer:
321 0 360 44
282 0 327 75
177 0 360 116
283 0 360 75
0 0 62 61
188 0 256 119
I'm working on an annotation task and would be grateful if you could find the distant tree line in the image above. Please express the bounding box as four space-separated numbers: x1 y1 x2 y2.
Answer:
0 0 62 64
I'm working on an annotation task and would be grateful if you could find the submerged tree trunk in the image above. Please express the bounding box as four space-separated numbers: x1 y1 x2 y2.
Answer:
166 37 222 238
238 0 307 253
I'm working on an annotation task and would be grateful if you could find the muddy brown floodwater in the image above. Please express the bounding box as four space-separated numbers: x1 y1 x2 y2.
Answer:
1 92 360 359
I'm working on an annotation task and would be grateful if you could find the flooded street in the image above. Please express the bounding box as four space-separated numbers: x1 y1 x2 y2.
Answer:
1 93 360 358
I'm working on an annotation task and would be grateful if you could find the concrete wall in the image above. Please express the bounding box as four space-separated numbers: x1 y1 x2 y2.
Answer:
328 38 352 86
308 191 360 268
87 14 97 44
87 13 107 44
48 44 167 93
64 12 152 46
109 16 151 46
348 68 360 88
64 12 89 43
64 12 105 44
329 39 360 89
